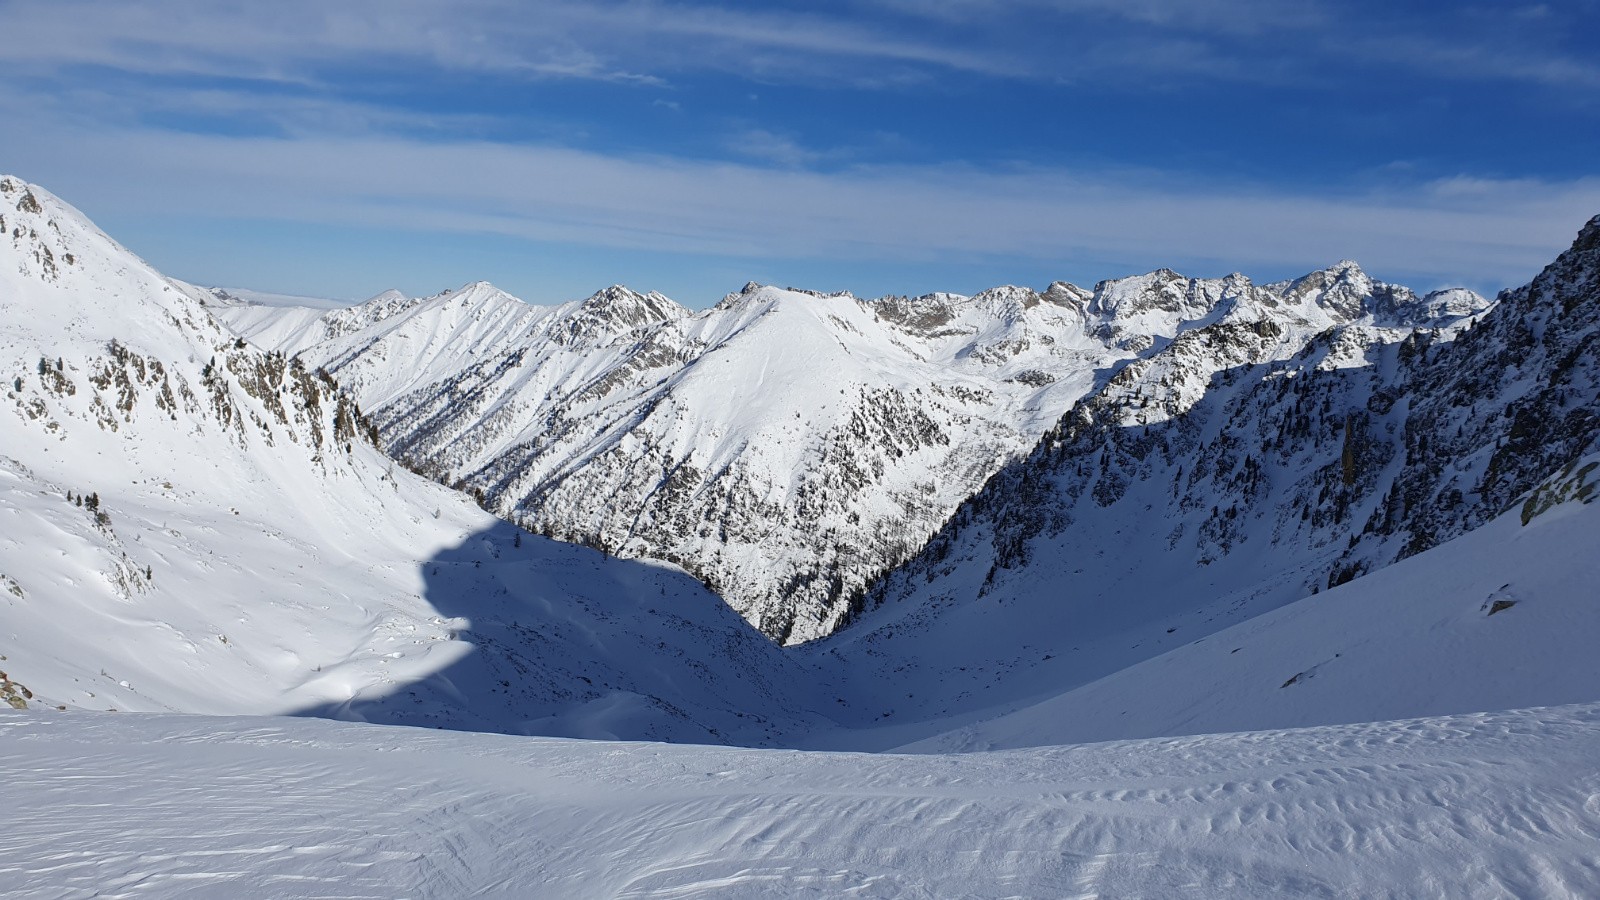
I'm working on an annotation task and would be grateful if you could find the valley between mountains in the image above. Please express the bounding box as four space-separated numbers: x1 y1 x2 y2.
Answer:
4 172 1599 754
5 173 1600 893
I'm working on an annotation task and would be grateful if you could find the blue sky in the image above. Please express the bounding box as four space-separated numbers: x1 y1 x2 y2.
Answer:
2 0 1597 307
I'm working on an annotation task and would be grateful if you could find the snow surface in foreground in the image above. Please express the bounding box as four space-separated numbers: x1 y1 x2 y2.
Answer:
3 703 1599 898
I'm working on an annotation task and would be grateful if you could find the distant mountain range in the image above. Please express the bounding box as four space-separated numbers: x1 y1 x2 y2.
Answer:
3 172 1597 752
222 254 1488 645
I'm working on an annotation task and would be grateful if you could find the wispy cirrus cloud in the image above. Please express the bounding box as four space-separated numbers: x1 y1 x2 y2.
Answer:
869 0 1330 35
0 0 1015 88
3 0 1596 92
1 1 1594 304
9 93 1594 297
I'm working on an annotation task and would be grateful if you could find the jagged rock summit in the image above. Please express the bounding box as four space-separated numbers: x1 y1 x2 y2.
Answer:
823 211 1600 736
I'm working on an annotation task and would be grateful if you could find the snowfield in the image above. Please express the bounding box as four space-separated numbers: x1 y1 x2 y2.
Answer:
6 173 1600 896
0 176 829 745
895 453 1600 752
3 703 1600 898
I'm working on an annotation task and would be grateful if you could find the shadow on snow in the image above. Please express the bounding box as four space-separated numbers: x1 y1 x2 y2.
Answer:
291 520 836 746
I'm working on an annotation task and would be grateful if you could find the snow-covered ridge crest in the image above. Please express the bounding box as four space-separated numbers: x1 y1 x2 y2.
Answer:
1 173 833 743
231 233 1488 644
0 176 225 355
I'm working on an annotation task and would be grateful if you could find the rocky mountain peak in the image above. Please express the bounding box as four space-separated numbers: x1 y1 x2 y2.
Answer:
1088 268 1207 320
1574 214 1600 252
967 285 1044 324
1 176 227 353
1043 281 1092 306
1525 213 1600 303
713 281 771 310
578 284 685 324
872 292 966 334
547 284 686 348
1272 260 1379 320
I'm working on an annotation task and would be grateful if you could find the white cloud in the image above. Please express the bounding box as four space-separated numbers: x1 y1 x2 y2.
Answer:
8 104 1595 295
725 130 835 168
871 0 1329 35
0 0 1021 88
4 0 1592 92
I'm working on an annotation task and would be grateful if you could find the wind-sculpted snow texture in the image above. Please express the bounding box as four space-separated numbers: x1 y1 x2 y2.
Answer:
5 703 1600 897
231 260 1486 644
0 177 829 744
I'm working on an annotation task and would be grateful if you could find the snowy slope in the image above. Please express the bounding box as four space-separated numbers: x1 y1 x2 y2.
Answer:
234 265 1483 644
902 453 1600 750
216 286 427 364
10 172 1598 770
815 215 1600 747
0 176 830 745
4 703 1599 897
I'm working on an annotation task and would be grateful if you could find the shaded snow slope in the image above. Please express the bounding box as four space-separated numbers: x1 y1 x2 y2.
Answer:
902 454 1600 751
4 703 1599 897
233 262 1484 644
0 176 829 745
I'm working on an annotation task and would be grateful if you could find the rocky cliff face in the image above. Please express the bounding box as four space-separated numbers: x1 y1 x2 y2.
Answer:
232 255 1486 644
859 216 1600 648
1 176 372 467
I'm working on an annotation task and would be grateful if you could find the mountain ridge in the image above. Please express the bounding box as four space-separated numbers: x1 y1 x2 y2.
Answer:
0 175 833 744
230 251 1490 643
8 172 1598 757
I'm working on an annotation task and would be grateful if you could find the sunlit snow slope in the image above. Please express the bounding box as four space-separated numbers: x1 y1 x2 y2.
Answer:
4 703 1599 897
901 455 1600 750
0 176 828 745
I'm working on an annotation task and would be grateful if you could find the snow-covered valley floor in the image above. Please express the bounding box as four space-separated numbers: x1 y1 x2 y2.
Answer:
4 703 1600 898
6 175 1600 898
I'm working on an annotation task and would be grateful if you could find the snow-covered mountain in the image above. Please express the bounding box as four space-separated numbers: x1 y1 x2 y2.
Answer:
9 171 1599 759
814 214 1600 746
227 262 1486 645
0 175 830 744
900 452 1600 751
6 177 1600 898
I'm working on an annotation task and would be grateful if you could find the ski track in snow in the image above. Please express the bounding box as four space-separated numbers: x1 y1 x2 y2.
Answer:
2 703 1600 898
